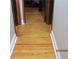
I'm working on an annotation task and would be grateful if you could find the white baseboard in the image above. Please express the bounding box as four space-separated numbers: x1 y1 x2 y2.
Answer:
10 34 17 57
21 19 24 25
50 31 62 59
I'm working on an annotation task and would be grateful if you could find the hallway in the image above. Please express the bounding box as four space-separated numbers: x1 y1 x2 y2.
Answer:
11 8 56 59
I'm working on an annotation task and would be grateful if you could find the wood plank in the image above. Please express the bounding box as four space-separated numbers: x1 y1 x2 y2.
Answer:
16 36 52 45
11 7 56 59
11 45 55 59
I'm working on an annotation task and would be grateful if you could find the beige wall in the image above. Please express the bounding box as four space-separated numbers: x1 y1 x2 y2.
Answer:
52 0 68 58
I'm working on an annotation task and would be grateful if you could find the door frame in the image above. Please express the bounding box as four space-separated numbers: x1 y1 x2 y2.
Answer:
44 0 54 25
49 0 54 29
11 0 18 26
16 0 21 25
11 0 26 26
22 0 26 23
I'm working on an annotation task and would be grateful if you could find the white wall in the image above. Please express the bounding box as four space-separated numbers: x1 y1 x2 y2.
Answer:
10 4 15 43
52 0 68 59
10 3 17 55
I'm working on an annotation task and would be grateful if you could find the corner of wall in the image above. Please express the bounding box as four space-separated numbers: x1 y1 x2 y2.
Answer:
10 33 17 57
50 30 62 59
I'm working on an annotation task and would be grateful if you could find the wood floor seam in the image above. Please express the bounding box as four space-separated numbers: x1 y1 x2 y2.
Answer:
11 7 56 59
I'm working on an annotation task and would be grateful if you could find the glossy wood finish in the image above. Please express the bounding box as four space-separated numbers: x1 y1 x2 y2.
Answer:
11 8 56 59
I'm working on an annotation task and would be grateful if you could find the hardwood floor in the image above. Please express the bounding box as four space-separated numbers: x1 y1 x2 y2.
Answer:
11 8 56 59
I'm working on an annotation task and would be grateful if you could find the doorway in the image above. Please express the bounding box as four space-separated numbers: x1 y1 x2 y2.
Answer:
11 0 54 28
23 0 54 27
23 0 54 25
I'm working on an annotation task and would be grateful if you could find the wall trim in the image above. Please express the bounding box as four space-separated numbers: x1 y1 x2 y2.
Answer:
21 19 24 25
10 34 17 57
50 30 62 59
